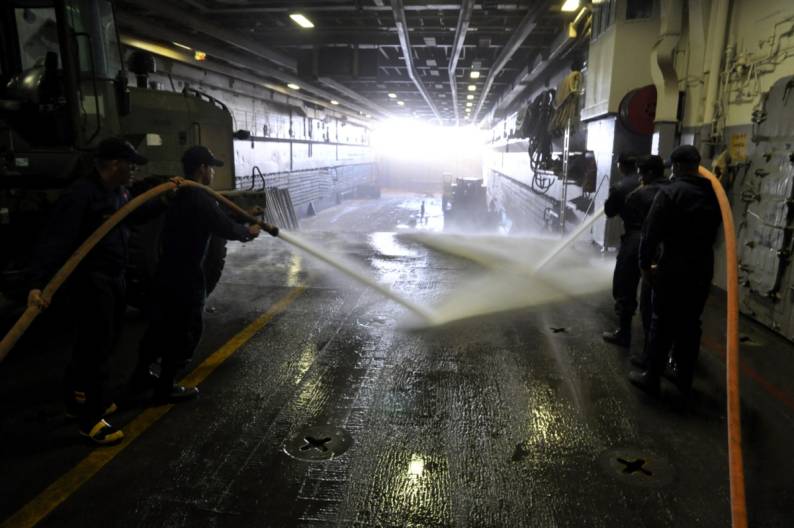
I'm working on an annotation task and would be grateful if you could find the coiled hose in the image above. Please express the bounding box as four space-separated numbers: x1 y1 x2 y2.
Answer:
0 178 278 364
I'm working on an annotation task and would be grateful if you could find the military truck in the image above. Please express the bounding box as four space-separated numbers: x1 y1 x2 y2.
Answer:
441 176 494 230
0 0 263 305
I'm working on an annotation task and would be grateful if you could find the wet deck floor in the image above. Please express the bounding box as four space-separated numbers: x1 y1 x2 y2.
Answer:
1 192 793 527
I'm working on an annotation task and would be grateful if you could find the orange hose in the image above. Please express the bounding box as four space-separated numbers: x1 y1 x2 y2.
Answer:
0 179 278 364
699 165 747 528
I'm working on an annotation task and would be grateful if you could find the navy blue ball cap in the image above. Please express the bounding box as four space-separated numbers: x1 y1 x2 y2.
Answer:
182 145 224 168
96 137 148 164
669 144 701 164
637 155 665 173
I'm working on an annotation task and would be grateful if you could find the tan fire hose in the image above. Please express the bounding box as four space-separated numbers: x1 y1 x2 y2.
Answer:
0 178 278 364
699 166 746 528
0 169 749 526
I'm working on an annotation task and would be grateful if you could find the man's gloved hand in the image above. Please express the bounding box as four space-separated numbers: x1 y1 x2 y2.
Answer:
28 289 50 310
247 224 262 240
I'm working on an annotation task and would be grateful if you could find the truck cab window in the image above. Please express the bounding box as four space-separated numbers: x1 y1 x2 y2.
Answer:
15 7 62 71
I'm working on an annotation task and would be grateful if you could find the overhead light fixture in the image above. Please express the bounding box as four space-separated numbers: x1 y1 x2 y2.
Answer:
467 85 476 91
194 50 206 61
287 83 300 90
388 93 397 98
366 114 372 118
397 101 405 106
330 100 339 105
467 94 474 100
561 0 580 12
466 102 473 107
470 71 480 79
289 13 315 28
173 42 192 51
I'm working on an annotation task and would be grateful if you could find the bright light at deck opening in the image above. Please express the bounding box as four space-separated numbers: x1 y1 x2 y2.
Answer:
173 42 191 51
561 0 580 12
287 83 300 90
330 100 339 105
289 13 315 28
371 118 486 161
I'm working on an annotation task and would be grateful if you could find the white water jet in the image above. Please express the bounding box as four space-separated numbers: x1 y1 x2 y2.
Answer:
277 230 438 324
533 207 605 273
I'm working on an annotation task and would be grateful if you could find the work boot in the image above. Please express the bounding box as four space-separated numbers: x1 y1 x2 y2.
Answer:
153 384 199 404
79 418 124 446
602 328 630 347
628 370 660 396
65 391 118 420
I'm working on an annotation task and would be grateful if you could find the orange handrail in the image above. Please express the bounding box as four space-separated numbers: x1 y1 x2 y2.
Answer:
699 165 747 528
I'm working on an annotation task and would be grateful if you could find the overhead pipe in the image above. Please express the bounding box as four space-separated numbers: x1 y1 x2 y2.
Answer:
701 0 731 136
132 0 297 71
317 76 394 119
390 0 443 122
117 15 384 119
448 0 476 124
471 1 550 122
650 0 683 124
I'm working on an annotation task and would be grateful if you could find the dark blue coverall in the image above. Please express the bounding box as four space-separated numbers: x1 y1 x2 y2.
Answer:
136 186 253 395
639 174 721 390
621 177 669 363
604 172 641 335
30 172 163 428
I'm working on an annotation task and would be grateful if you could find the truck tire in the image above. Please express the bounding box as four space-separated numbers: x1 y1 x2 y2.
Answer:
203 235 227 297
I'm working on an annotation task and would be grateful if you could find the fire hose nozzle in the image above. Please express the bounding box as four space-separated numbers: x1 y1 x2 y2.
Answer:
259 222 279 237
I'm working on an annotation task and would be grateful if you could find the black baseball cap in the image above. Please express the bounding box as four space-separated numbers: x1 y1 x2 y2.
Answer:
181 145 224 168
637 155 665 173
669 144 701 164
96 137 148 164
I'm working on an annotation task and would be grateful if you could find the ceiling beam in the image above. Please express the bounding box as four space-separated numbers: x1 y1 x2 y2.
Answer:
471 1 551 122
117 14 384 118
131 0 297 71
448 0 475 124
391 0 442 122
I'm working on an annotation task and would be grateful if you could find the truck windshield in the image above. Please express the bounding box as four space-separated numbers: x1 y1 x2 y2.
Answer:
15 7 62 70
12 1 121 79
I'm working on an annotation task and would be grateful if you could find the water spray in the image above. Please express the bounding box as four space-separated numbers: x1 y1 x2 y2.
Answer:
276 231 436 323
533 207 605 273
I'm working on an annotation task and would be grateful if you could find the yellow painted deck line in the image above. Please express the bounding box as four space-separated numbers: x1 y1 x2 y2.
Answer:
1 286 306 528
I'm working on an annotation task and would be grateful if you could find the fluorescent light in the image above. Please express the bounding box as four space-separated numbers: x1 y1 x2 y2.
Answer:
467 85 476 91
289 13 315 28
397 101 405 106
173 42 192 51
287 83 300 90
388 93 397 98
466 102 473 107
467 94 474 100
561 0 580 12
470 71 480 79
330 100 339 105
